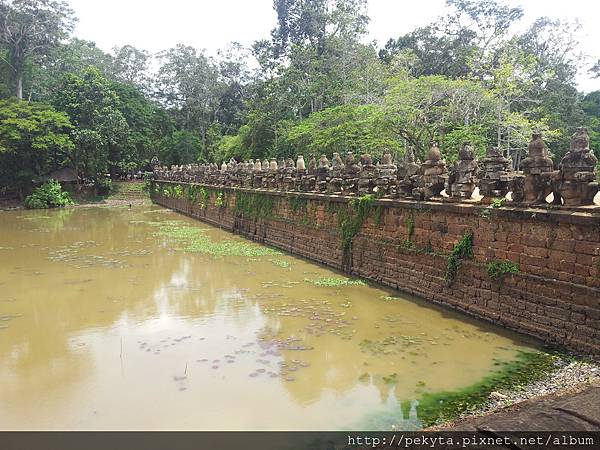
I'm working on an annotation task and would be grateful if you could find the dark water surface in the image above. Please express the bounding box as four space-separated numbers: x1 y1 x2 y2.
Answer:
0 206 538 430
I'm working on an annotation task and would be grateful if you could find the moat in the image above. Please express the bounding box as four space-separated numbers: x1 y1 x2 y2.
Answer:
0 206 541 430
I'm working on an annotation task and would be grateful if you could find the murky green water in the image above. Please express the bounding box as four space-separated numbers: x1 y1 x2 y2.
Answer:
0 206 538 430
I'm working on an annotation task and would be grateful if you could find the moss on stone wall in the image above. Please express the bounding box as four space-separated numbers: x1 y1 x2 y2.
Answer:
338 194 376 269
445 231 473 285
235 190 275 219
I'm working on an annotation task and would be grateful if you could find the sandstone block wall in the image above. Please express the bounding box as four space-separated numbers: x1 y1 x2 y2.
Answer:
152 182 600 358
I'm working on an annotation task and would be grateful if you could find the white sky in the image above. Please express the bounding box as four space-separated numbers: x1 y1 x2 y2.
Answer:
68 0 600 92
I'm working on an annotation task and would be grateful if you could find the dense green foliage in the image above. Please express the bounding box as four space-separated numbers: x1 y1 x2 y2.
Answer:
445 231 474 284
24 179 73 208
337 194 376 268
1 0 599 198
0 98 73 197
487 260 520 283
234 191 275 219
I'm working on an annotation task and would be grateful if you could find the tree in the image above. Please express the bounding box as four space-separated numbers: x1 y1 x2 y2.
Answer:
444 0 523 76
0 98 73 196
582 91 600 162
0 0 76 99
251 0 371 121
155 44 221 147
158 130 203 166
379 26 476 78
590 59 600 79
281 103 401 158
382 75 499 159
111 45 150 92
380 0 523 79
215 42 252 134
53 67 130 180
27 38 113 100
110 80 161 171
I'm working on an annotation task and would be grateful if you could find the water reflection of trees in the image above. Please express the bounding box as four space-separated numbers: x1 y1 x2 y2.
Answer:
0 206 529 427
0 207 205 406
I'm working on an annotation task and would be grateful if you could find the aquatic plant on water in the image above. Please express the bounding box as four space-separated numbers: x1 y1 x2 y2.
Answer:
154 221 281 258
416 351 560 427
304 277 366 287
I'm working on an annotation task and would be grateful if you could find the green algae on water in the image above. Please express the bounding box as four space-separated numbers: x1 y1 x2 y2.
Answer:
152 221 281 258
269 259 291 268
416 350 561 427
304 277 366 287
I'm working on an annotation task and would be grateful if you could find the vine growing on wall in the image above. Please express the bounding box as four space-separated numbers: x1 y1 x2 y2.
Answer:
403 214 415 248
214 192 224 207
290 194 308 214
197 187 209 209
235 191 275 219
374 205 383 226
186 185 198 202
173 185 184 199
445 231 474 285
338 194 375 269
487 260 519 286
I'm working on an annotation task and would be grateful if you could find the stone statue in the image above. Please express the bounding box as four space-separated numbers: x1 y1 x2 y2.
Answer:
299 154 318 192
516 132 556 204
376 152 398 198
317 154 330 193
358 154 376 195
556 128 598 206
328 153 344 194
283 157 296 191
479 146 513 200
342 152 361 195
308 154 317 174
413 142 447 200
446 143 479 200
397 147 420 198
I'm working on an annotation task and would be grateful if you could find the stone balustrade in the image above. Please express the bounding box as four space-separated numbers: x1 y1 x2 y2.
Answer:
152 129 599 208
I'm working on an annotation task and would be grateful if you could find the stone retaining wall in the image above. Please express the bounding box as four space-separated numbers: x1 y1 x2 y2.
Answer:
152 181 600 358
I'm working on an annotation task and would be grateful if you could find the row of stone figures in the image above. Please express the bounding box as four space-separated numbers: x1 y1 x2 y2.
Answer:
152 127 599 207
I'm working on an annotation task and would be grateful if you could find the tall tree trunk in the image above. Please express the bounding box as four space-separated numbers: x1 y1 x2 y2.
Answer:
16 73 23 100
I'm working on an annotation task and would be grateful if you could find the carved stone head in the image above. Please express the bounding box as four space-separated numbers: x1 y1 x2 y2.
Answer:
318 154 330 169
528 132 548 157
308 154 317 171
427 142 441 162
360 154 373 166
331 153 344 169
570 127 590 153
459 143 475 161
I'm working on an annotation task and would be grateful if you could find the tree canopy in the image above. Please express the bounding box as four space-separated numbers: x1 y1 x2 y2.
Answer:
0 0 599 195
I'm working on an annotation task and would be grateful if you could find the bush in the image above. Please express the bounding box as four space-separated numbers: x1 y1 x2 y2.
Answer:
95 177 112 195
487 260 520 283
24 180 74 209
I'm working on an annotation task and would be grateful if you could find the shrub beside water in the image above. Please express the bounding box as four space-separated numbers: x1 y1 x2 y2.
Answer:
24 180 74 209
95 177 112 195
